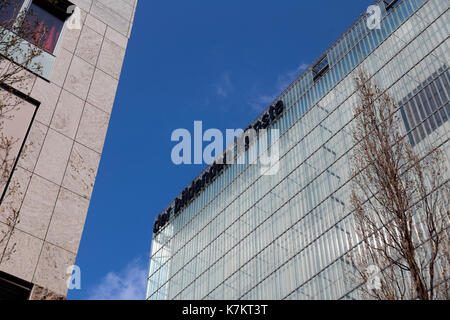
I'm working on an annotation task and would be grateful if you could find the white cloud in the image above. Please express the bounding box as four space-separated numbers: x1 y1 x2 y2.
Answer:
248 93 277 112
249 62 309 112
88 258 147 300
275 62 309 92
214 72 233 98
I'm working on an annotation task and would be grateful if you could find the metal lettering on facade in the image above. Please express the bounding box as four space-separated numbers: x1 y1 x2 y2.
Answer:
153 100 284 234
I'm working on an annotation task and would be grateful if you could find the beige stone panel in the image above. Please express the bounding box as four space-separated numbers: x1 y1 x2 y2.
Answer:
30 285 66 300
0 57 11 74
97 38 125 79
63 56 95 100
59 10 87 53
87 68 118 113
90 1 130 36
31 78 62 126
0 228 43 282
34 129 73 186
121 0 138 7
74 25 104 66
0 167 32 225
33 242 76 297
50 48 73 87
105 26 128 48
46 188 89 254
128 1 137 38
97 0 134 20
62 143 100 200
18 121 47 172
71 0 92 12
59 25 81 54
76 103 110 153
50 90 84 139
124 0 138 5
17 175 60 239
85 14 107 36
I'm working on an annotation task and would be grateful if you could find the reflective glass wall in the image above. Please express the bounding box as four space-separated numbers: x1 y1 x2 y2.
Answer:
147 0 449 300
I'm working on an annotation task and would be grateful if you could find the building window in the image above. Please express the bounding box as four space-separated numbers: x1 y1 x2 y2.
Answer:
0 0 25 28
23 1 65 53
0 271 33 300
1 0 73 54
400 66 449 146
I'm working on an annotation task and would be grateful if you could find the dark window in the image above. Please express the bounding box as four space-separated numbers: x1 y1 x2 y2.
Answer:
23 1 65 53
0 0 25 28
0 271 33 300
313 56 329 83
0 85 38 201
384 0 400 12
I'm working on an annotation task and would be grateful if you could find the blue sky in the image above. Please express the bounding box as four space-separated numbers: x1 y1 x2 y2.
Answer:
68 0 374 300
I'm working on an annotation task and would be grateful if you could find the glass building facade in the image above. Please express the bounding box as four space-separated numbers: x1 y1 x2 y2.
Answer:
147 0 450 300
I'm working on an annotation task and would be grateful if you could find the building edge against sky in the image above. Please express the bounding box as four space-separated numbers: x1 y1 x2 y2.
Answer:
0 0 137 299
147 0 449 300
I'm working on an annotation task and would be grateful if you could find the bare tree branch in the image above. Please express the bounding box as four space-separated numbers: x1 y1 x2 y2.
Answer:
348 69 449 300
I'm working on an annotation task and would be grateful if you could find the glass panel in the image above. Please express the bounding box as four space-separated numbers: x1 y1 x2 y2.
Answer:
24 2 64 54
0 0 25 28
0 88 37 197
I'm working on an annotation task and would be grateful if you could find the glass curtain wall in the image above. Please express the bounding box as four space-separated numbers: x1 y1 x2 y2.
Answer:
147 0 449 300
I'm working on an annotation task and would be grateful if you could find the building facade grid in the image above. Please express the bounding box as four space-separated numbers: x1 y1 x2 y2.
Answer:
147 0 449 300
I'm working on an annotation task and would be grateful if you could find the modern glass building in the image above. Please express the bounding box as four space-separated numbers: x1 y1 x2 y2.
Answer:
146 0 449 300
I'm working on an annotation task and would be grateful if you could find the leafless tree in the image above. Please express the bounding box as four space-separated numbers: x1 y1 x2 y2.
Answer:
348 70 450 300
0 0 45 262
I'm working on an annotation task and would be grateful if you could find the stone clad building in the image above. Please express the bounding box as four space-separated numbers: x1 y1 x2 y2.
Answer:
0 0 137 299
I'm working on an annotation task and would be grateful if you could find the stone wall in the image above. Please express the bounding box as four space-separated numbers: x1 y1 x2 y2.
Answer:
0 0 138 298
